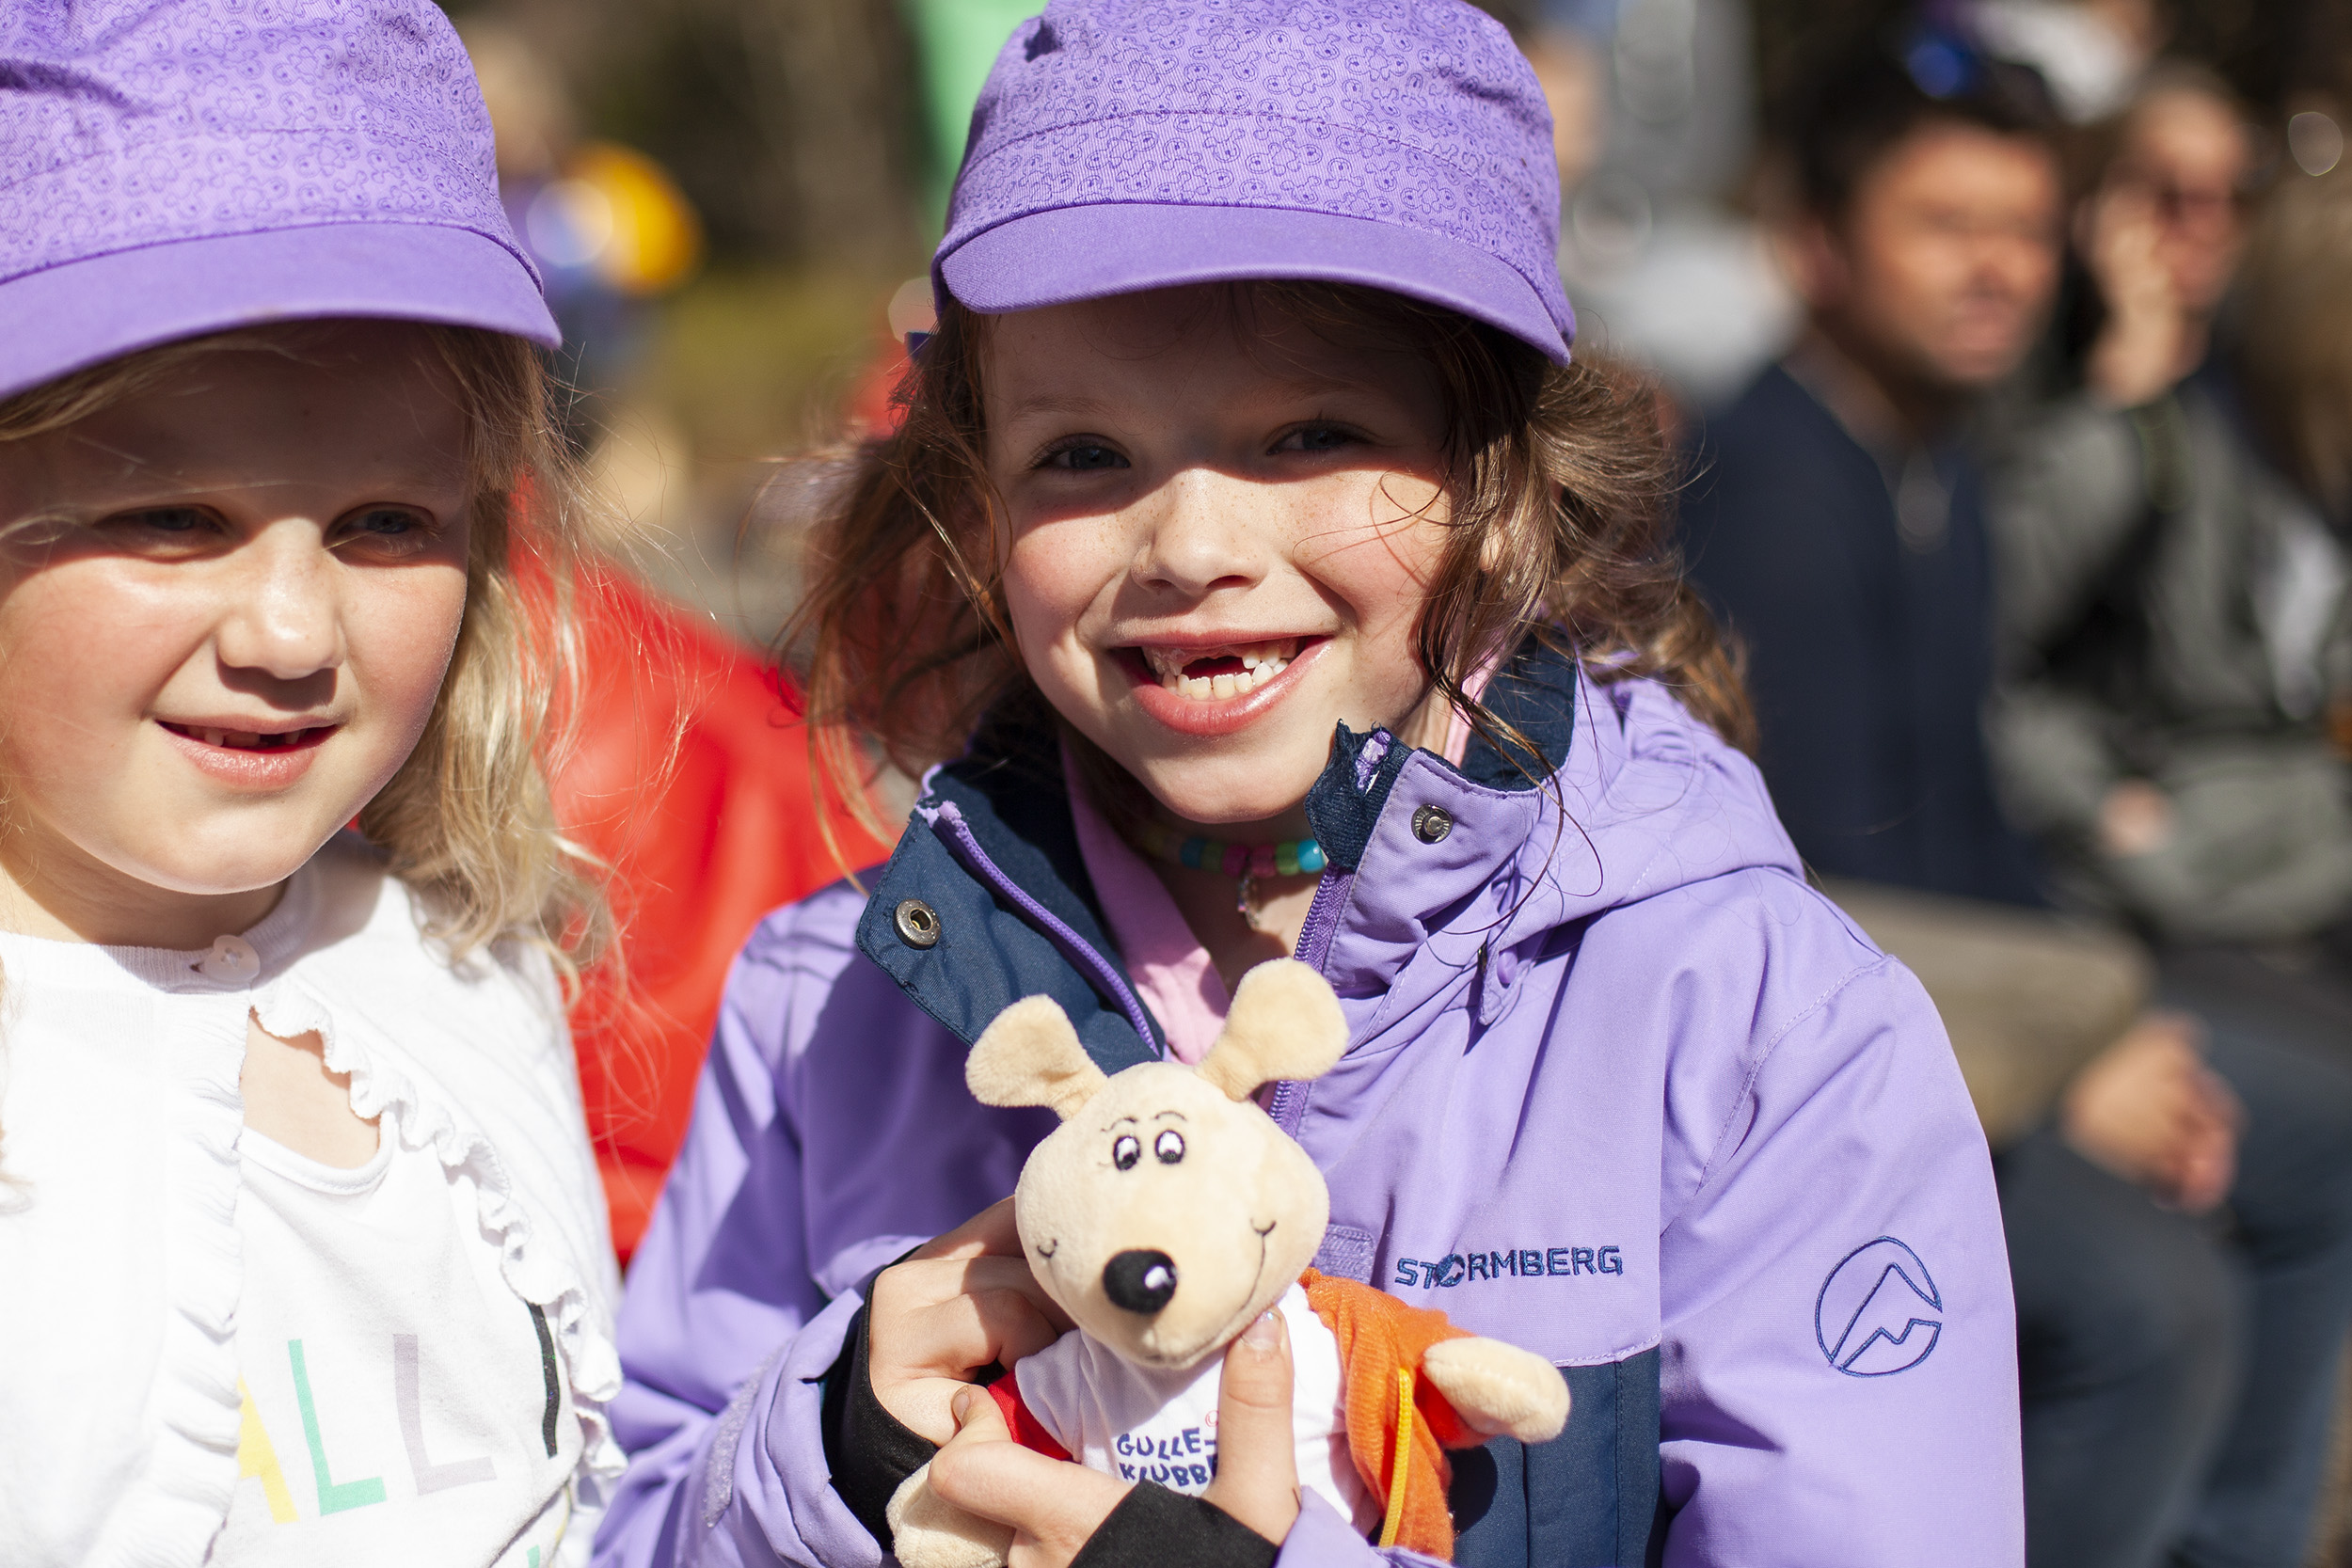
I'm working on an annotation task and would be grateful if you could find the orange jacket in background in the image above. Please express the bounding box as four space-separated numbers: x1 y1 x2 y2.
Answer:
551 564 891 1261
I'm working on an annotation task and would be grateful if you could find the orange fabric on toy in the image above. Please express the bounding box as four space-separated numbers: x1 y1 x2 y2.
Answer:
1301 1269 1483 1560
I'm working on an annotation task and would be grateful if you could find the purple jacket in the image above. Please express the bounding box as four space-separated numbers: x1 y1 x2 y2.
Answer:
596 646 2024 1567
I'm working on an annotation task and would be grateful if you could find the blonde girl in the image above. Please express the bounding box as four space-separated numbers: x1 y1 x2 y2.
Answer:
0 4 621 1564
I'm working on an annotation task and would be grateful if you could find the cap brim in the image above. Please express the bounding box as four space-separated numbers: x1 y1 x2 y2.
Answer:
939 203 1570 364
0 223 561 403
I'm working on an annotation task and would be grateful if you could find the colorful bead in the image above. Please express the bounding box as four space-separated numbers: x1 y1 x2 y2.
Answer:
1129 824 1326 882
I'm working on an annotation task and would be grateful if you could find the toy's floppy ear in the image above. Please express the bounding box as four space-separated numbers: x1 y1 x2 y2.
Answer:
967 995 1110 1121
1197 959 1350 1102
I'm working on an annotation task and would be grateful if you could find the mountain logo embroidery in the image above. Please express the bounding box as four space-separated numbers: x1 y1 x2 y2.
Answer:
1816 1238 1944 1377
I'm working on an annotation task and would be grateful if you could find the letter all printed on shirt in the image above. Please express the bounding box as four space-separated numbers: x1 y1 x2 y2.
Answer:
216 1117 580 1565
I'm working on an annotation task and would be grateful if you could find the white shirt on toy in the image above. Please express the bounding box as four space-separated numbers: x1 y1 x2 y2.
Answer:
1009 1281 1377 1534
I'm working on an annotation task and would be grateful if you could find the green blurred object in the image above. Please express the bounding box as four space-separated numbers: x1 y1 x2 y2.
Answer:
904 0 1037 218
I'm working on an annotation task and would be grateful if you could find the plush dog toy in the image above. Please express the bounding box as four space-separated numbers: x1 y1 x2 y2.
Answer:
887 960 1569 1567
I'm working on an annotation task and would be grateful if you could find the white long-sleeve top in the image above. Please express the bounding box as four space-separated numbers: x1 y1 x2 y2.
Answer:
0 834 623 1568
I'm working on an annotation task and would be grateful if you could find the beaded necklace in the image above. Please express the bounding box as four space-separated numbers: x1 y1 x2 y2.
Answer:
1130 818 1326 923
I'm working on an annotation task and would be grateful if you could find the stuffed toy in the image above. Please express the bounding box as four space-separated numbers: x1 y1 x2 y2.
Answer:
887 960 1569 1567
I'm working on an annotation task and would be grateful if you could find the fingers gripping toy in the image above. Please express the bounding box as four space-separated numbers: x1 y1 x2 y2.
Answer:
886 960 1570 1566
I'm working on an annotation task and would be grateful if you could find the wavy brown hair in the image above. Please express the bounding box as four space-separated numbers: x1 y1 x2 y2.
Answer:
787 281 1752 849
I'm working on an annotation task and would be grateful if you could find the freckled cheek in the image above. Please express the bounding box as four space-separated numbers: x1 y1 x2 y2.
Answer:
1003 525 1118 681
1298 491 1446 621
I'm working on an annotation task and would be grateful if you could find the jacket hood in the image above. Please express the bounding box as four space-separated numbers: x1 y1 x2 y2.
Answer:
856 638 1802 1073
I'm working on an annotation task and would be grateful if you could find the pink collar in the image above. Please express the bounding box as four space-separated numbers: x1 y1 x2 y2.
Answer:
1059 679 1490 1064
1063 747 1232 1064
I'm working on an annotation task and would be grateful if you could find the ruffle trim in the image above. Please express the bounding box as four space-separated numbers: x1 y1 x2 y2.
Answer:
251 978 627 1496
118 1001 250 1563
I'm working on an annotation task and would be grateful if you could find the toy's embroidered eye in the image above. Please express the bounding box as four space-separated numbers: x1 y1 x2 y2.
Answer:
1154 1129 1185 1164
1113 1134 1141 1170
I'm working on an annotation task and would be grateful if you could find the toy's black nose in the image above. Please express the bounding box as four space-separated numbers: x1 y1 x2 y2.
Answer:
1103 1249 1179 1314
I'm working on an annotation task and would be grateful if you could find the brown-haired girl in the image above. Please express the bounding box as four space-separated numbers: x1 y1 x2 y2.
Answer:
605 5 2020 1565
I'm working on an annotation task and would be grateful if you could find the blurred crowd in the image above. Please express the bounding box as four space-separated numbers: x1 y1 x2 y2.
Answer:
1653 8 2352 1568
438 0 2352 1562
1675 18 2352 1560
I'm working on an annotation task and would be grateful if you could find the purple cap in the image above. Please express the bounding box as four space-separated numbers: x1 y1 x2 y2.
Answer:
0 0 560 404
937 0 1573 363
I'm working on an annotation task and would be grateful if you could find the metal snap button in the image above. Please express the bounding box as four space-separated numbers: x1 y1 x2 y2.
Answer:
1411 804 1454 844
198 933 261 982
894 898 942 949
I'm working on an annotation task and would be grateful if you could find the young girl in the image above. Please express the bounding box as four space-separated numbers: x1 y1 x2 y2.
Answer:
0 4 621 1563
601 4 2023 1564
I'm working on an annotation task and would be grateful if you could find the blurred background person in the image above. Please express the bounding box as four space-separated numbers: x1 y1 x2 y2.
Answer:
1683 25 2058 905
1986 69 2352 990
540 564 892 1261
1985 91 2352 1565
453 19 895 1263
466 19 704 451
2065 64 2255 411
1681 25 2352 1568
1494 0 1803 412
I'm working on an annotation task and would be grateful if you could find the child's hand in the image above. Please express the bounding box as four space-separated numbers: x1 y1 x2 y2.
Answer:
868 1198 1072 1444
924 1384 1128 1567
1200 1308 1305 1544
928 1307 1302 1567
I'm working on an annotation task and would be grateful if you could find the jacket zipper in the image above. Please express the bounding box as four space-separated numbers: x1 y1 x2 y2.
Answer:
1268 868 1355 1136
929 801 1164 1057
1293 868 1353 974
933 799 1354 1124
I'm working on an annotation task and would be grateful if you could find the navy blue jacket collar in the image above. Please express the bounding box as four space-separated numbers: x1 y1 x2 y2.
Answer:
854 640 1580 1073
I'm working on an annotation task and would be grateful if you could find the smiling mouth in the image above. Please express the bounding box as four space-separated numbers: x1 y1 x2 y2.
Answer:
1132 639 1302 702
158 721 336 752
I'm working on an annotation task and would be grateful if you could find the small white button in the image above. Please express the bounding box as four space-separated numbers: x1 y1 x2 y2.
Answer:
199 933 261 982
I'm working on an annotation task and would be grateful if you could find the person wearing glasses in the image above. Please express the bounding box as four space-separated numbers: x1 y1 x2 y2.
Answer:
1681 29 2352 1568
1985 71 2352 1568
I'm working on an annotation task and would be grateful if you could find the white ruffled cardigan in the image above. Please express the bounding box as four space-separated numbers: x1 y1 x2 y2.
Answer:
0 835 623 1567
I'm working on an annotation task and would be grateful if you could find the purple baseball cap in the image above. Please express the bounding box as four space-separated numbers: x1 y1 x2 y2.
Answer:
937 0 1574 363
0 0 559 404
